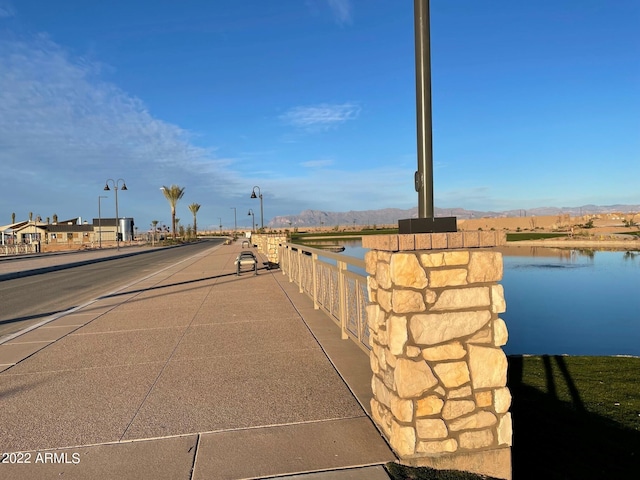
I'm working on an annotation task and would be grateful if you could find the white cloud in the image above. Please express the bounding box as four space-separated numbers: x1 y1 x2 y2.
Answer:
327 0 352 25
0 1 14 18
0 34 245 226
280 103 361 131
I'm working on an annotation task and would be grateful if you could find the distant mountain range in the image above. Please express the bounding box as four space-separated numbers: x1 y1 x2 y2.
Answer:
268 205 640 228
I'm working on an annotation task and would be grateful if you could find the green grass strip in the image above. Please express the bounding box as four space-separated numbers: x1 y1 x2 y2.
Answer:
386 356 640 479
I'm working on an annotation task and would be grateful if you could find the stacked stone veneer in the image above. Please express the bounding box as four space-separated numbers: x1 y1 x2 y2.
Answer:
362 232 512 479
251 234 287 264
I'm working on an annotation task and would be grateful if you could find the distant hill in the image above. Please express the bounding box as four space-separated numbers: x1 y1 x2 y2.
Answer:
268 204 640 228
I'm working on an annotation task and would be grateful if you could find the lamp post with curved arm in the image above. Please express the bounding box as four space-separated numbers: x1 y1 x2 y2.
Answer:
103 178 127 251
248 209 255 233
98 195 107 248
250 186 263 230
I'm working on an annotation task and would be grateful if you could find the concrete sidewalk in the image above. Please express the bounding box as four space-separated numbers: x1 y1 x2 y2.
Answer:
0 241 395 479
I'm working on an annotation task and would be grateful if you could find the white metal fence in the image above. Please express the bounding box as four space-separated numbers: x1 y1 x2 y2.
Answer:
278 242 370 353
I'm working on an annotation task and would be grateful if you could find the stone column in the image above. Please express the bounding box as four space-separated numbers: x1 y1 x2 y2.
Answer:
363 232 512 480
253 234 287 265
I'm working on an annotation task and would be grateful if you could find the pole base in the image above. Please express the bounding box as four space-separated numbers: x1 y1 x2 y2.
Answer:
398 217 457 234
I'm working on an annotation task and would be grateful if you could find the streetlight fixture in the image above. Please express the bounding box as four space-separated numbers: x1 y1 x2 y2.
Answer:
98 195 107 248
103 178 127 251
250 186 264 230
248 209 255 233
218 217 222 235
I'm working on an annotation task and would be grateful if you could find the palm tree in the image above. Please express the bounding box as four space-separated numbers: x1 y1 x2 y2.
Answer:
188 203 201 237
160 185 185 239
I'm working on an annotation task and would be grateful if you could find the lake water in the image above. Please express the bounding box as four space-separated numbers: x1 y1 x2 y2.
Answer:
305 239 640 357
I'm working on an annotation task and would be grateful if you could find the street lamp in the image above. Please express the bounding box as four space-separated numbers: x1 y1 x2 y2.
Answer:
250 186 264 230
98 195 107 248
230 207 237 235
248 209 255 233
218 217 222 235
103 178 127 251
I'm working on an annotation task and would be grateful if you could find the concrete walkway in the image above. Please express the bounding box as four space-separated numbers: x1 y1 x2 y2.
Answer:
0 241 395 479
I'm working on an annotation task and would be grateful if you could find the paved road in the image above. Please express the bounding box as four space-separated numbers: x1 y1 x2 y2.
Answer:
0 240 224 340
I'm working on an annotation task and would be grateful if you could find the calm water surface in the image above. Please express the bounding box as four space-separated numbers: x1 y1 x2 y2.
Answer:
308 239 640 356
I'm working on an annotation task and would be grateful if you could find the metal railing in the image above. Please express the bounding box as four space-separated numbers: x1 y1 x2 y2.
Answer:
278 242 370 353
0 243 38 256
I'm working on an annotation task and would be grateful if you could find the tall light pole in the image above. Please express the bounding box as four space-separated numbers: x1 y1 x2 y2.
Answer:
218 217 222 235
250 186 263 230
398 0 456 234
230 207 237 235
103 178 127 251
98 195 107 248
248 209 255 233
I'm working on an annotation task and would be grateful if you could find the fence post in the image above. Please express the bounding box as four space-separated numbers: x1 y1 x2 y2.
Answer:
338 259 348 340
312 252 319 310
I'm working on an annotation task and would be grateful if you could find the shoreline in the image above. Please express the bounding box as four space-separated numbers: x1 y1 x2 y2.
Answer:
505 239 640 249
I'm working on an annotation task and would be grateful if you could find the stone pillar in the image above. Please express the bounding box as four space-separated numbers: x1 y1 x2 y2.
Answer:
362 232 512 480
252 234 287 265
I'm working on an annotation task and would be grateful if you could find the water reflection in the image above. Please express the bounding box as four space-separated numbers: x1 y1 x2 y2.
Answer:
325 240 640 357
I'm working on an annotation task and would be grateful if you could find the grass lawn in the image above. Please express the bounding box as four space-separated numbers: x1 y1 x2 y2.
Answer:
506 232 569 241
386 355 640 480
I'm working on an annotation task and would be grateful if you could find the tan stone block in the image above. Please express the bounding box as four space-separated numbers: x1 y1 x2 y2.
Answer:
406 345 421 358
392 289 426 314
391 394 414 423
447 232 464 249
363 235 397 251
388 315 408 356
468 326 492 344
377 326 389 347
494 318 508 347
431 233 448 249
497 413 513 446
448 411 497 432
443 251 470 265
431 287 490 311
479 231 498 247
410 311 491 346
448 385 472 399
370 351 380 375
390 421 416 457
422 342 467 361
379 251 392 263
415 233 432 250
398 234 416 251
383 366 396 389
474 391 493 408
442 400 475 420
367 277 377 302
366 304 384 333
416 395 444 417
458 429 494 450
494 387 512 414
419 252 444 268
463 231 480 248
390 254 428 288
372 375 391 408
386 351 397 369
416 438 458 454
378 289 392 312
377 261 392 289
468 345 508 389
424 289 437 304
491 284 506 313
394 358 439 398
433 361 471 388
467 251 503 283
429 269 468 287
416 418 448 439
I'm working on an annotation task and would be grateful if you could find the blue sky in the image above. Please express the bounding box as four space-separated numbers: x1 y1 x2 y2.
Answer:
1 0 638 230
